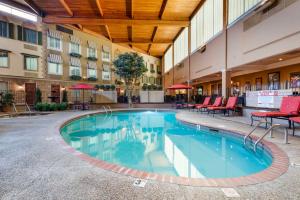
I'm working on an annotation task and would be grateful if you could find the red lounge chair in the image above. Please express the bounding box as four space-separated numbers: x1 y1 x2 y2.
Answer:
251 96 300 128
202 97 222 113
194 97 211 111
290 117 300 136
207 96 238 116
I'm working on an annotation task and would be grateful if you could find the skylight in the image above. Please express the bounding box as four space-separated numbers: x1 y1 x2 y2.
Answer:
0 3 37 22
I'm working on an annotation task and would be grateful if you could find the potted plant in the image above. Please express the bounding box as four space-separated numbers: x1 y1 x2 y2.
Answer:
142 83 148 91
35 88 42 105
88 77 98 81
70 75 82 81
69 52 82 58
110 85 116 90
62 90 68 103
104 85 111 91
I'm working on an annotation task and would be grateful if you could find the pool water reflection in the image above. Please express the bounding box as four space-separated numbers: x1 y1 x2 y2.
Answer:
60 111 272 178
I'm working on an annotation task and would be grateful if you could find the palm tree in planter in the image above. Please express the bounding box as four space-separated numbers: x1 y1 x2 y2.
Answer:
113 52 147 107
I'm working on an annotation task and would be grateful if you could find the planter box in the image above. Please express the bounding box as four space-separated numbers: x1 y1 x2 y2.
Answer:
140 91 164 103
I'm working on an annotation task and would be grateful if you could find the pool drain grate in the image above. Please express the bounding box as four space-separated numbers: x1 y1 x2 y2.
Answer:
291 163 300 167
133 179 147 188
221 188 240 198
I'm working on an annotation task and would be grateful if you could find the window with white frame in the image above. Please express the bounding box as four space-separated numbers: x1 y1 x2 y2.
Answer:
228 0 261 25
102 50 110 62
174 27 188 65
0 51 8 68
69 57 81 76
88 47 97 58
48 62 62 75
87 61 97 78
70 65 81 76
24 55 38 71
47 54 63 75
164 46 173 73
70 42 80 54
47 31 62 51
102 63 111 80
191 0 223 52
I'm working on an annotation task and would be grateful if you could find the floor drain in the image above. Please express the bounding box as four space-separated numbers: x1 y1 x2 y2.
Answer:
221 188 240 198
133 179 147 188
291 163 300 167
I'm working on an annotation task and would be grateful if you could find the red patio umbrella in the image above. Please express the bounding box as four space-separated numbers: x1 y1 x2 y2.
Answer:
167 84 192 90
69 83 95 110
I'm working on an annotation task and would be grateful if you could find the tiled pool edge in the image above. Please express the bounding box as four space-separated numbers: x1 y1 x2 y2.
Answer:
55 109 289 187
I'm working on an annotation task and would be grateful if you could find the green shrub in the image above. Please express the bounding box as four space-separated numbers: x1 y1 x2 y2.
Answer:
35 102 43 111
157 85 163 90
49 103 58 111
41 103 50 111
60 102 68 110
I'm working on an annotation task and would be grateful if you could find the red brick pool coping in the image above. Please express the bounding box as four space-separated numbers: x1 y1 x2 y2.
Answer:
56 110 289 187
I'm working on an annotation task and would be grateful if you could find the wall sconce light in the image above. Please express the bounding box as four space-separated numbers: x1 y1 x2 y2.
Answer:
17 85 24 91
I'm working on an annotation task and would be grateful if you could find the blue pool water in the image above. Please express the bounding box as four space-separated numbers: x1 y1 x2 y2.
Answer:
60 111 272 178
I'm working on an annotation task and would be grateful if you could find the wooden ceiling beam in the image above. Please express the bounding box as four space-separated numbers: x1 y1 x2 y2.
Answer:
159 0 168 19
43 17 189 27
59 0 73 16
190 0 206 20
105 25 112 40
126 0 134 19
147 26 158 54
113 41 172 45
95 0 104 17
23 0 44 16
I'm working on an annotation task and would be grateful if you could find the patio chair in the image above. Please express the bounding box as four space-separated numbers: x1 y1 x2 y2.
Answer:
194 97 211 111
290 117 300 136
200 97 222 113
251 96 300 128
207 96 238 116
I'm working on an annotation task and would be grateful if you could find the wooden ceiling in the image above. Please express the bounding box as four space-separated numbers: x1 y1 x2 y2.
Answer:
19 0 204 57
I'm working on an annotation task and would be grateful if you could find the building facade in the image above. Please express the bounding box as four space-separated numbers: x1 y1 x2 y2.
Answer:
0 11 161 106
163 0 300 102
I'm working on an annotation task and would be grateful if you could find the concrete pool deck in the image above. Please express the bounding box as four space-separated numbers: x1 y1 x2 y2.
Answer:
1 109 300 199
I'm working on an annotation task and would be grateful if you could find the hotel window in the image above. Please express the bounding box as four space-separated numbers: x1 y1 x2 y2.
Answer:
164 45 173 73
0 21 8 37
228 0 261 25
48 62 62 75
102 46 110 62
87 61 97 78
70 42 80 54
69 57 81 76
88 47 97 58
24 55 38 71
17 26 42 45
102 63 111 80
47 54 63 75
0 51 8 68
47 31 62 51
149 77 155 84
191 0 223 52
174 27 188 65
69 36 81 55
